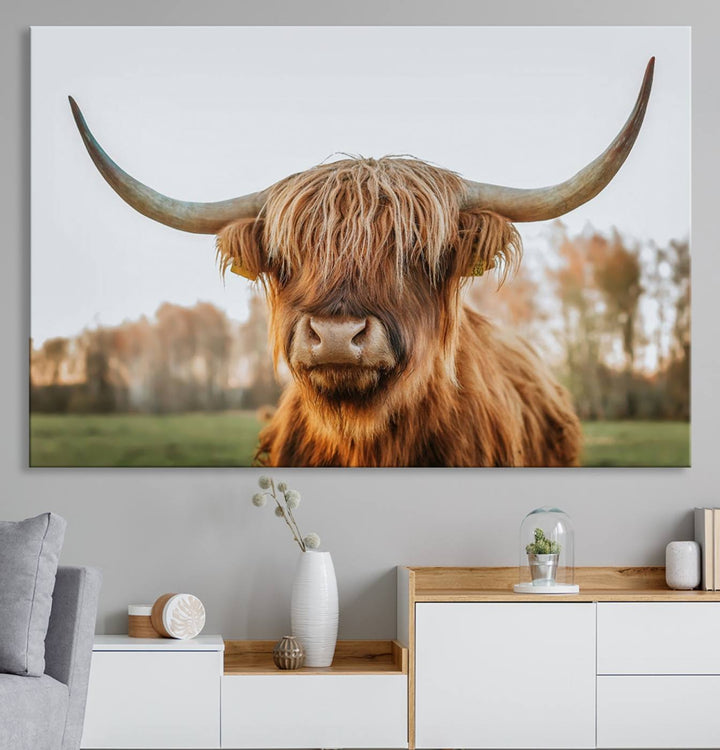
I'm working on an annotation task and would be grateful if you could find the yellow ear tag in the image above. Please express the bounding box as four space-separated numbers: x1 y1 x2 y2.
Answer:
465 257 497 277
468 260 487 277
230 261 258 281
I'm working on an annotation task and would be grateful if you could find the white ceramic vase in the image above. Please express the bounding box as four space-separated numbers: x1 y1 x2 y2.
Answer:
291 550 338 667
665 540 701 590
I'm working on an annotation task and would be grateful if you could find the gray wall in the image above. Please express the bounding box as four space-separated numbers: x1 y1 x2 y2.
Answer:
3 0 718 639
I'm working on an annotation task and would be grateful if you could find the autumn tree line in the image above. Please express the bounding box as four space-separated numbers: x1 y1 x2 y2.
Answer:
31 225 689 420
471 224 690 421
30 297 281 414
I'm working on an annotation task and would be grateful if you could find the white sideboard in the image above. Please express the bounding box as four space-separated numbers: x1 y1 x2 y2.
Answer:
399 566 720 750
80 570 720 750
81 635 224 749
81 636 407 750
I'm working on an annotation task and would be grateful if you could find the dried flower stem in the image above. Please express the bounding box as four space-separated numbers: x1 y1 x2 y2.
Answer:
270 479 306 551
283 502 306 552
251 475 320 552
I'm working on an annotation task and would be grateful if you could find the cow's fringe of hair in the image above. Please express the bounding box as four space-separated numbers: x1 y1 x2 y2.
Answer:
263 156 466 285
215 159 524 289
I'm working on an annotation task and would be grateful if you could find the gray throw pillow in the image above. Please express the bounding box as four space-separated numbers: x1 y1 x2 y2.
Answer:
0 513 66 676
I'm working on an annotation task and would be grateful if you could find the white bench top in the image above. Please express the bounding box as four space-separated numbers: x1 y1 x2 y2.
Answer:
93 634 224 651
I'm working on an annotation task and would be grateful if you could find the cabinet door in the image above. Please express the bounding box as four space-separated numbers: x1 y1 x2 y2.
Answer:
598 676 720 748
222 674 407 748
598 602 720 674
415 602 595 749
81 651 222 748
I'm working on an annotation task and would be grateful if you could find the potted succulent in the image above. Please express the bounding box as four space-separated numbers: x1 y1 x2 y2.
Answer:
525 528 561 585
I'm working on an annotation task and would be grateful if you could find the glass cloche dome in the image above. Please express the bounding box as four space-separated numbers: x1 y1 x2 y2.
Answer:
514 507 579 594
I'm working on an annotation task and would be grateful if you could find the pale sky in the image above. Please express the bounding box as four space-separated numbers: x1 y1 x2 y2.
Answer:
31 26 690 345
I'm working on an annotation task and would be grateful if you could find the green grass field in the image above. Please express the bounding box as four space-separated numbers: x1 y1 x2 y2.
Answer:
580 420 690 467
29 413 690 467
30 412 263 467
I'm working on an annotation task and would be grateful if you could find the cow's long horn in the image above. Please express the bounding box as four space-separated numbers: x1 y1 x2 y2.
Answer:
461 57 654 222
68 97 266 234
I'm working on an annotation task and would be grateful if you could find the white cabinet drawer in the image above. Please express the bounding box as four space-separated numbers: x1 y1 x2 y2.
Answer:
221 674 407 748
81 650 222 749
597 603 720 674
415 603 596 749
597 676 720 748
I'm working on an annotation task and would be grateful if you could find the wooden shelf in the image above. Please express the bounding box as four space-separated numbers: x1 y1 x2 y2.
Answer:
224 639 407 675
415 590 720 601
404 566 720 602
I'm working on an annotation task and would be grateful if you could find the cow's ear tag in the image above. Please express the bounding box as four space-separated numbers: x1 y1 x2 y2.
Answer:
468 260 487 277
230 261 258 281
465 257 496 277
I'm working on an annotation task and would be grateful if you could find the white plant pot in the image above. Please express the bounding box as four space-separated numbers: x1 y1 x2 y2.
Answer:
291 550 338 667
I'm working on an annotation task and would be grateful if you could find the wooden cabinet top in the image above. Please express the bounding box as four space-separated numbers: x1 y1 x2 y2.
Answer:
223 640 408 676
400 566 720 602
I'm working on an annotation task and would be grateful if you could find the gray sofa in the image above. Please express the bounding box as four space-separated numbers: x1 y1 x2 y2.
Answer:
0 566 102 750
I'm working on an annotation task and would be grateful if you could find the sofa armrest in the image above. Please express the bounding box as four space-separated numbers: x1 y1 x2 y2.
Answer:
45 566 102 750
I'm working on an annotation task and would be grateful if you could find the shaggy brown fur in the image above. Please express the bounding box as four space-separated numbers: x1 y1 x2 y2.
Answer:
216 156 582 467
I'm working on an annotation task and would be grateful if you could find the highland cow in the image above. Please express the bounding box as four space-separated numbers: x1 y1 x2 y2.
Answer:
68 58 654 467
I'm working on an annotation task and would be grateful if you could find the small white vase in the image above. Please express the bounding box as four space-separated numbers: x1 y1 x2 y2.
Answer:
665 540 701 590
291 550 338 667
